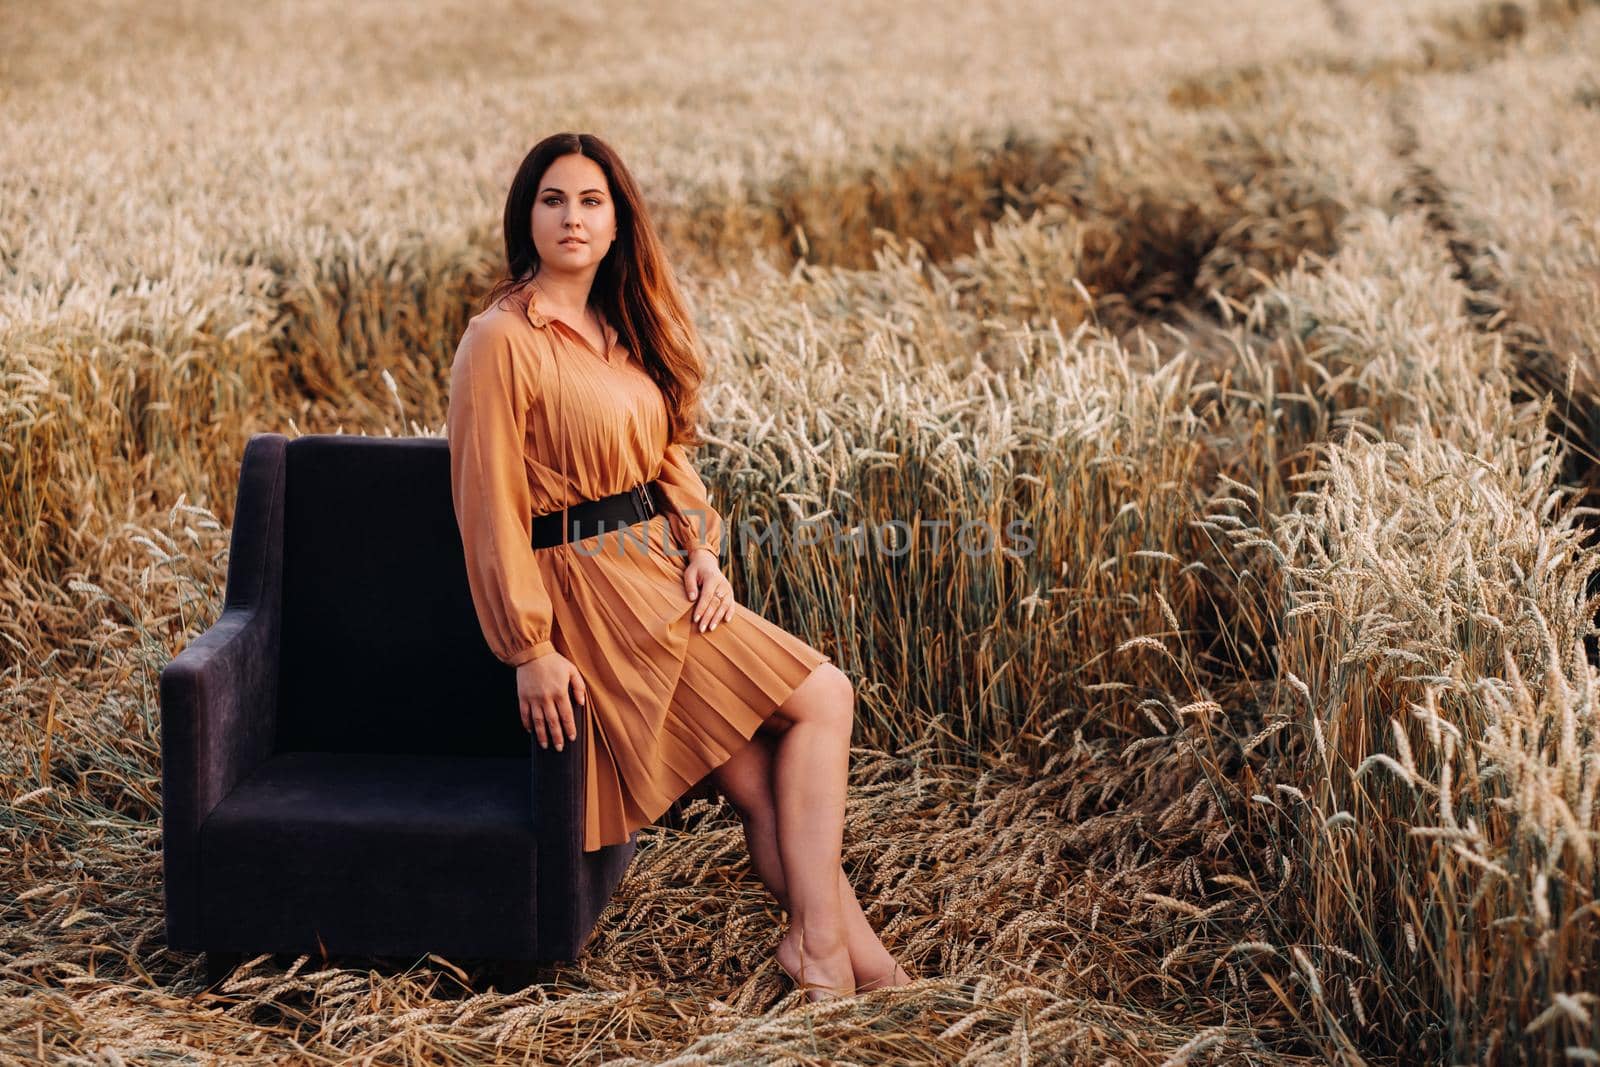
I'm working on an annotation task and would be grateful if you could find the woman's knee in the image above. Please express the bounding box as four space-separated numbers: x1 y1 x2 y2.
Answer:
782 662 853 732
822 663 855 705
819 664 854 725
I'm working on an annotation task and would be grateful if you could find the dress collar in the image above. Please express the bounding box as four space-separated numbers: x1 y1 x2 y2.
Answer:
524 282 625 366
522 284 551 329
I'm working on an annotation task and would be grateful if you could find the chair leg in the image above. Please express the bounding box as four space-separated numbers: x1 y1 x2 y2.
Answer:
205 950 243 988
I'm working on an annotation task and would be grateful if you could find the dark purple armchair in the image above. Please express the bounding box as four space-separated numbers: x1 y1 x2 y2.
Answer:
160 432 636 985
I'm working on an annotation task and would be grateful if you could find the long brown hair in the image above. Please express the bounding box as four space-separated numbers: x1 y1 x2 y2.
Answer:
480 132 708 447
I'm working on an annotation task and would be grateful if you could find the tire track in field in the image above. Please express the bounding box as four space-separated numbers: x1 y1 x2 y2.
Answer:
1168 0 1597 112
1387 83 1600 658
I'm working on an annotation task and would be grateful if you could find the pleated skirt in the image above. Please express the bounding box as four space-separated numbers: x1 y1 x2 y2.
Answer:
533 513 832 852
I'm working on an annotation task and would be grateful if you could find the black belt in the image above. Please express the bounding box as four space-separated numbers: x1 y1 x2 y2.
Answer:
531 479 666 548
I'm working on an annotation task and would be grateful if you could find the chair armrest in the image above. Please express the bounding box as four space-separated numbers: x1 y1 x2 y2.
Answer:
530 700 636 959
161 607 283 950
160 433 286 951
530 704 587 859
161 604 281 812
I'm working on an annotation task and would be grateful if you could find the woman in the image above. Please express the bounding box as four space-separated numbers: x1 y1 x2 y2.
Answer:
446 132 914 1000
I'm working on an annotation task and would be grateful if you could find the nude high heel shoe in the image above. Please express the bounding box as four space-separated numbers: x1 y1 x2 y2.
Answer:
777 927 853 1003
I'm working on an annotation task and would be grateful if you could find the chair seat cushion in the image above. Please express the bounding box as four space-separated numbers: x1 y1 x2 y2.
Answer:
199 751 539 959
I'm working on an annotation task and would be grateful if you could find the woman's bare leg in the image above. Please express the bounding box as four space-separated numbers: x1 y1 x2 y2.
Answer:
713 662 915 998
710 729 912 991
763 663 855 997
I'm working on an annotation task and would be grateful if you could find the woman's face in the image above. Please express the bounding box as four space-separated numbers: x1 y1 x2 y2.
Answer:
532 152 617 273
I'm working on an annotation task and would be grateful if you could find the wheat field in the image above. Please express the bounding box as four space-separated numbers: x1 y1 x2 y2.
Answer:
3 0 1600 1063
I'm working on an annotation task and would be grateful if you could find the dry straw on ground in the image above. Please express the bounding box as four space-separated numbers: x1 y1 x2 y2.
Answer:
4 0 1600 1063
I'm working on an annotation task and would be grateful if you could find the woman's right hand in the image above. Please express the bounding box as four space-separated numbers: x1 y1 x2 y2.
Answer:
517 651 587 750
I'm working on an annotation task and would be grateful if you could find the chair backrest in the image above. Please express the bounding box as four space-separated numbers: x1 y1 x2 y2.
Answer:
274 434 528 757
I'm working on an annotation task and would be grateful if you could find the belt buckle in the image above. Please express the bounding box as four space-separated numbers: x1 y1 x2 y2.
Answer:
633 482 650 520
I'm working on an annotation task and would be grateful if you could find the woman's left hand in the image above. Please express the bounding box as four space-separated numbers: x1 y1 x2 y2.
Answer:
683 547 737 632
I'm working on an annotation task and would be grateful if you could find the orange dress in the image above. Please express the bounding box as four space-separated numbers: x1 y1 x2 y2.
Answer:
446 283 832 852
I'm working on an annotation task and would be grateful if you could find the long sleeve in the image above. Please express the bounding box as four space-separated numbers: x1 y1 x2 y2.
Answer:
655 441 725 561
446 317 558 667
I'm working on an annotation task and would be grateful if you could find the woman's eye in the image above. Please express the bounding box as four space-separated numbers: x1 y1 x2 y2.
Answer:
584 198 601 206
